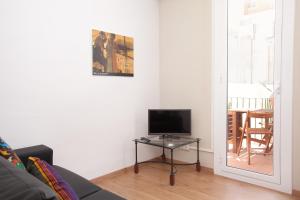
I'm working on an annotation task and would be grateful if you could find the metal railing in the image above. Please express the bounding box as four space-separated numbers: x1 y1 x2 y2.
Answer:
228 97 272 110
228 97 273 129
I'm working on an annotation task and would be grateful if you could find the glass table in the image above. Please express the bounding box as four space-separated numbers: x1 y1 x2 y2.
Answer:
133 136 201 186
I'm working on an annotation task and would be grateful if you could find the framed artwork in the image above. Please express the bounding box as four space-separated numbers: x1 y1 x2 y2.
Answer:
92 29 134 77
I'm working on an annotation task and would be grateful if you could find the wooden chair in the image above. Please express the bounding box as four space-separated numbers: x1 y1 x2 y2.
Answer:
237 111 273 165
227 111 234 151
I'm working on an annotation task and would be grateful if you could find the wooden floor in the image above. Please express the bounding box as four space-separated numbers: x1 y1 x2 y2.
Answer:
92 163 299 200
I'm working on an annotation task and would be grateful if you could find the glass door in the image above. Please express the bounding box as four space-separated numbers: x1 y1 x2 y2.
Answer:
213 0 293 193
226 0 276 175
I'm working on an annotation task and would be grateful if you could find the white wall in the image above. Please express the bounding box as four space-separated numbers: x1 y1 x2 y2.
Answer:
0 0 160 179
293 0 300 191
159 0 213 168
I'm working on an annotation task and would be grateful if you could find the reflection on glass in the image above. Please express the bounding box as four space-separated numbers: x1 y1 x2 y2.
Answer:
226 0 275 175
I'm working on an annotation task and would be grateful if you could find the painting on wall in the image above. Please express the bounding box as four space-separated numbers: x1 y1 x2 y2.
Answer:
92 29 134 77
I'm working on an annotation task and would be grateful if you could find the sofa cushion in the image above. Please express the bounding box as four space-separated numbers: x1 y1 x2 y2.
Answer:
53 165 101 199
27 157 79 200
81 190 125 200
15 145 53 167
0 137 25 169
0 156 58 200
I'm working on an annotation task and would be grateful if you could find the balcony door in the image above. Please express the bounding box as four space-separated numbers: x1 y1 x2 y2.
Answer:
227 0 277 176
212 0 294 193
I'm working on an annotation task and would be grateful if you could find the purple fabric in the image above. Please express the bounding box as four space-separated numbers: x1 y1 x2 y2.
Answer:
27 157 79 200
45 162 79 200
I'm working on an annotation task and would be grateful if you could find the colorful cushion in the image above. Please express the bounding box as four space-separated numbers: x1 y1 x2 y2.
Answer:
0 156 58 200
0 137 25 169
27 157 79 200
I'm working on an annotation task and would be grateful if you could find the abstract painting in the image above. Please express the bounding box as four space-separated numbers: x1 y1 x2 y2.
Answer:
92 29 134 76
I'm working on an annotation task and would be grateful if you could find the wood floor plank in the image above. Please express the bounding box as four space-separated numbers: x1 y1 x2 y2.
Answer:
92 164 299 200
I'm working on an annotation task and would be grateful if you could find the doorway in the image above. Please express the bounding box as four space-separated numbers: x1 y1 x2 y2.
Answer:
213 0 294 193
226 0 275 176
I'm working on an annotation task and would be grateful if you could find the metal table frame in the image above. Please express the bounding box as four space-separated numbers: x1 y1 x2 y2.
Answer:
133 136 201 186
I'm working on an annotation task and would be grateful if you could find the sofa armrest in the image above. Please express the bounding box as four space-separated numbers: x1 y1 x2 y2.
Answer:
14 145 53 166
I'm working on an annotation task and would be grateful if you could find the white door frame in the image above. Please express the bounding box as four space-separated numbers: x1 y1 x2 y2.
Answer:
212 0 294 193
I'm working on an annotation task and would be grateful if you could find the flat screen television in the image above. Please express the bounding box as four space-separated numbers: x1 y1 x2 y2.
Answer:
148 109 191 135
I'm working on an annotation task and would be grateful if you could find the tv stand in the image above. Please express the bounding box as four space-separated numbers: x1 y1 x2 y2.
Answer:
159 135 181 161
133 136 201 186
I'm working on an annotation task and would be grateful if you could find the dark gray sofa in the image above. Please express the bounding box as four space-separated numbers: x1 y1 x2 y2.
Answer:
11 145 125 200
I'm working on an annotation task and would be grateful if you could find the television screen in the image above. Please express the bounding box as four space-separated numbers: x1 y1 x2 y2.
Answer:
148 109 191 135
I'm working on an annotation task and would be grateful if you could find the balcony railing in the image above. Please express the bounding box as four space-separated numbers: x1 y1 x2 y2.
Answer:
228 97 272 110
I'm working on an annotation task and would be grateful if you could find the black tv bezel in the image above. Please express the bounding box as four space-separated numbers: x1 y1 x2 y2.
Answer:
148 109 192 136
